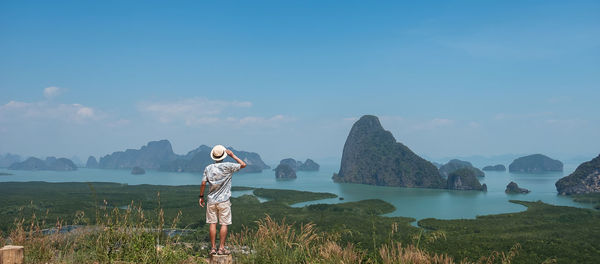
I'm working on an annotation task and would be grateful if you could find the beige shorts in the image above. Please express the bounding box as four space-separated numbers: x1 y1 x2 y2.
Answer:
206 200 232 225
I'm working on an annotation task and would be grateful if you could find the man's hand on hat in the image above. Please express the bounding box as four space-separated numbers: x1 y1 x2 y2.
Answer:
226 149 234 156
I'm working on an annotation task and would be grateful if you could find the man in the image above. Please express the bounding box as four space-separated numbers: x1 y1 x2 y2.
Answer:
199 145 246 255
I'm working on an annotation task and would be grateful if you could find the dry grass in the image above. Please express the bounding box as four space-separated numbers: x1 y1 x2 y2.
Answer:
380 242 455 264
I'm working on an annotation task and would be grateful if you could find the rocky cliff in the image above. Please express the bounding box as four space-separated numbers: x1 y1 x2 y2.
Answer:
447 168 487 191
509 154 563 173
299 159 320 171
439 159 485 178
505 181 530 194
332 115 445 188
556 154 600 195
275 164 296 179
86 156 99 168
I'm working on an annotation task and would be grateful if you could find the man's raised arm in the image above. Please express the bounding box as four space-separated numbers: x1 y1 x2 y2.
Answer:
226 149 246 168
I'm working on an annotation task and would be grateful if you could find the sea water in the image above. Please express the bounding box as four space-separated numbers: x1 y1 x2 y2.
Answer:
0 162 594 221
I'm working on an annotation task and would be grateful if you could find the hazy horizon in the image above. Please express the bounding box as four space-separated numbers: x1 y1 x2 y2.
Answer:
1 1 599 164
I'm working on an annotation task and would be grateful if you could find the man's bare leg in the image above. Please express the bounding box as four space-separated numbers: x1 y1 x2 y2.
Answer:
210 223 217 249
219 224 228 250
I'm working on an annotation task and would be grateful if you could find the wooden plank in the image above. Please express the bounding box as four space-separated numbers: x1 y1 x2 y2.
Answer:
209 254 232 264
0 245 24 264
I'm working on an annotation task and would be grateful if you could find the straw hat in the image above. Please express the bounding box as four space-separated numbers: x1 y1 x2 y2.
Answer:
210 145 227 161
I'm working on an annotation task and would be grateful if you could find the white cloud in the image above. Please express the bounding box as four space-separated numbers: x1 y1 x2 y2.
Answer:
138 97 252 124
137 98 290 127
544 118 587 129
237 115 291 125
0 100 100 123
43 86 62 99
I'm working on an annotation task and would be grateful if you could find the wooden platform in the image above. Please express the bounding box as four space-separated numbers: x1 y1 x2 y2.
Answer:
0 245 24 264
209 254 232 264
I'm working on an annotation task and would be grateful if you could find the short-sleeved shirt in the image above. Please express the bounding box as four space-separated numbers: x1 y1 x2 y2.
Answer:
202 162 241 204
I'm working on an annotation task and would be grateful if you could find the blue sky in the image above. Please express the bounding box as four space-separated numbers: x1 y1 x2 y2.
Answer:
1 0 599 164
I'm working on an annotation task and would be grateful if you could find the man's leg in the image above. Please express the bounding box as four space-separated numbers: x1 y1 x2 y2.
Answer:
206 203 218 251
210 223 217 249
217 200 232 252
219 224 228 249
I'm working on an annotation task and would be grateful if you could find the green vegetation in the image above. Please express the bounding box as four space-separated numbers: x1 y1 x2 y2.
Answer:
419 200 600 263
2 182 600 263
572 192 600 209
0 182 417 254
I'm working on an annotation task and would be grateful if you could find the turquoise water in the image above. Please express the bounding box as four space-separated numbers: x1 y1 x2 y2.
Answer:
0 163 593 222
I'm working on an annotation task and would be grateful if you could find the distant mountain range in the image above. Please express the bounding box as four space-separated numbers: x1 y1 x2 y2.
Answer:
9 157 77 171
0 153 22 168
92 140 270 173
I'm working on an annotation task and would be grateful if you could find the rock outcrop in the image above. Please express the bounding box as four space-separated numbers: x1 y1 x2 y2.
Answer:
505 181 530 194
447 168 487 191
86 156 99 168
277 158 320 172
99 140 178 169
482 164 506 171
298 159 320 171
46 157 78 171
439 159 485 177
275 164 296 179
280 158 302 171
9 157 77 171
556 154 600 195
332 115 446 188
509 154 563 173
131 166 146 175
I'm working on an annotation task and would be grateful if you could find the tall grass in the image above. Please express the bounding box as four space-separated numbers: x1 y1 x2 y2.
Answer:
231 215 365 263
7 193 199 264
3 195 523 264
